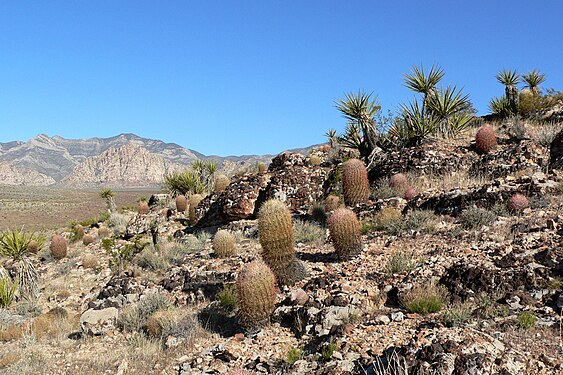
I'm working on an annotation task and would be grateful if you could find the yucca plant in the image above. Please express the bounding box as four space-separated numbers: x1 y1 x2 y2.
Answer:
489 95 511 118
325 129 337 147
522 70 546 95
99 188 116 212
496 69 520 115
335 90 381 160
0 227 44 260
427 85 473 137
0 270 19 308
164 169 206 196
403 64 445 100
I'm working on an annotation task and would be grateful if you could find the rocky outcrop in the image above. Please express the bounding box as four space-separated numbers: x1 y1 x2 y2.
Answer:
0 161 55 186
60 143 185 188
192 152 332 228
550 130 563 170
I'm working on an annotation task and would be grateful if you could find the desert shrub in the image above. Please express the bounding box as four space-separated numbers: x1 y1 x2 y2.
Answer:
287 347 303 365
0 273 18 308
321 343 338 360
328 208 362 260
308 201 327 225
519 91 559 120
341 158 370 205
258 199 306 285
397 210 437 234
516 311 537 330
136 248 168 271
374 207 403 232
257 162 267 173
372 179 398 200
528 122 561 147
165 235 207 265
360 218 374 235
386 251 417 275
401 283 448 315
475 125 497 153
217 284 237 312
49 235 67 259
118 293 172 332
14 301 42 317
459 207 497 229
442 302 473 327
70 224 84 242
236 260 277 331
507 193 529 213
293 220 325 244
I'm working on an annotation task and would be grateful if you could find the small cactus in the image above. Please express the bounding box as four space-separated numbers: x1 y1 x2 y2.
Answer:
72 224 85 240
189 194 204 224
138 201 150 215
342 158 370 205
324 195 341 212
507 193 529 213
98 227 110 238
389 173 409 193
236 260 277 332
328 208 362 260
257 162 267 173
213 229 236 257
27 240 39 254
309 155 321 166
258 199 306 285
175 195 187 212
49 235 67 259
404 187 417 201
214 174 230 193
82 234 94 246
475 126 497 153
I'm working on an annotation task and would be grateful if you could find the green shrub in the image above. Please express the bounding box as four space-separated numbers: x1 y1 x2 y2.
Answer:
136 248 168 271
517 311 537 330
236 260 277 331
386 251 417 275
0 272 18 308
321 343 338 360
293 220 325 244
401 283 448 315
217 284 237 312
459 207 497 229
374 207 403 232
118 293 172 332
287 347 303 365
442 302 473 327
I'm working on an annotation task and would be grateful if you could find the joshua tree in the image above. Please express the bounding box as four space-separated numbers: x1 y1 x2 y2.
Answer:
522 70 546 95
496 69 520 115
99 188 116 213
325 129 337 147
335 90 381 162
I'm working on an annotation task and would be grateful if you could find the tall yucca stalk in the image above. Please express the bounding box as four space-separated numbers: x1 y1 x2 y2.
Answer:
496 69 520 115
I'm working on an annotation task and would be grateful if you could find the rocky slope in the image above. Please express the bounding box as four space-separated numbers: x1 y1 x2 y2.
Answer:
59 143 185 188
0 162 55 186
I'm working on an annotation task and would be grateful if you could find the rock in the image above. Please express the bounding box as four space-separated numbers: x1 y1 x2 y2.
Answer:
557 292 563 309
390 311 404 322
80 307 118 335
290 288 309 305
549 130 563 170
148 193 169 207
373 315 391 325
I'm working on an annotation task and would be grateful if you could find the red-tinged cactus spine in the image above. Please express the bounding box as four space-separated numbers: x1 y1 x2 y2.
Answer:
389 173 409 194
475 126 497 153
404 187 417 201
236 260 277 332
328 207 363 260
507 193 529 213
342 158 370 206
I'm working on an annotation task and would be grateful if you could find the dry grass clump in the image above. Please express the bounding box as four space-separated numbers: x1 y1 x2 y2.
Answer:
293 219 326 244
118 293 172 333
386 251 418 275
459 207 497 229
374 207 403 231
401 283 449 315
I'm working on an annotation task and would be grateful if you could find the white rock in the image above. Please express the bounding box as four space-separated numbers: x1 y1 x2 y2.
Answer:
80 307 118 335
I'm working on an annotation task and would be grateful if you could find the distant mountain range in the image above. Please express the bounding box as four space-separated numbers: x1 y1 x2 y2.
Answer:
0 133 316 187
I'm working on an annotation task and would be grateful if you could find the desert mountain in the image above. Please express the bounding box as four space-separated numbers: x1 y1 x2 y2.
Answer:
59 143 185 188
0 133 317 187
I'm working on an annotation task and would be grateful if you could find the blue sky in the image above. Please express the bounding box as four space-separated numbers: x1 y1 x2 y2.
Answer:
1 1 561 156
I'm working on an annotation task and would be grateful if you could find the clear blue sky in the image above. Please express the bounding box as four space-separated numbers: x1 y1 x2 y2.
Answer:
1 1 561 156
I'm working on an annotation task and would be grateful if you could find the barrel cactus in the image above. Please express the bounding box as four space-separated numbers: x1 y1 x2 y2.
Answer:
175 195 187 212
475 126 497 153
404 187 417 201
214 174 230 193
324 195 341 212
328 208 362 260
189 194 204 224
507 193 529 213
213 229 236 257
27 240 39 254
138 201 150 215
98 227 110 238
258 199 306 285
49 235 67 259
389 173 409 194
342 158 370 206
82 234 94 246
236 260 277 332
257 162 267 173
